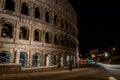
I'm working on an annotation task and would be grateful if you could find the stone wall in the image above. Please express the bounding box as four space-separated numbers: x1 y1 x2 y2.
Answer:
0 0 79 68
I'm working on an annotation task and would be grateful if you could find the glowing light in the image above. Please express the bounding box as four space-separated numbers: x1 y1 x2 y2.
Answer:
108 77 117 80
112 48 116 51
104 52 108 57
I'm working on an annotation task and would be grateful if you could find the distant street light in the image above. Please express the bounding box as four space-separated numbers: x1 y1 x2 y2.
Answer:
104 52 108 57
112 48 116 51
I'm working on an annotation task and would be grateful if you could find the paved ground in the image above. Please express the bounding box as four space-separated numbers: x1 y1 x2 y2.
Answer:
0 64 120 80
0 67 112 80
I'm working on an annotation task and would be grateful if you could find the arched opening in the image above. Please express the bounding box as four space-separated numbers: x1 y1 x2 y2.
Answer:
19 27 29 40
66 38 69 48
34 29 41 42
45 54 51 66
54 15 57 26
66 55 70 66
45 12 49 23
35 7 40 19
61 37 64 46
0 51 11 63
66 21 68 31
73 55 76 65
5 0 15 11
21 3 28 15
71 55 75 65
70 25 72 33
54 34 57 45
45 32 50 43
19 52 27 67
54 54 58 65
61 19 64 29
1 24 13 38
32 53 40 67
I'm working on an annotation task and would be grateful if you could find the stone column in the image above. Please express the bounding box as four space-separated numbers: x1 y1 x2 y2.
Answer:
15 50 19 64
15 22 20 40
42 30 45 45
0 0 3 11
13 21 17 43
28 49 32 67
50 11 53 24
41 7 45 22
0 19 3 37
52 32 54 46
1 0 5 11
60 56 63 66
14 0 19 15
46 55 49 66
29 1 34 18
29 24 33 44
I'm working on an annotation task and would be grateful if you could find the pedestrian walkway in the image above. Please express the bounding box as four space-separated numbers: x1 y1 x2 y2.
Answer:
0 66 86 80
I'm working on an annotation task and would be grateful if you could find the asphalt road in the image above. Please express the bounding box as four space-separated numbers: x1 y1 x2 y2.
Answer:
0 67 111 80
97 63 120 80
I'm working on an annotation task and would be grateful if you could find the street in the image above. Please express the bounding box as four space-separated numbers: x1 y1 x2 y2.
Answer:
0 63 120 80
1 67 119 80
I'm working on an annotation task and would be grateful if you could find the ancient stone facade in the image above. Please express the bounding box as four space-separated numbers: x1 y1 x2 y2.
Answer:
0 0 79 68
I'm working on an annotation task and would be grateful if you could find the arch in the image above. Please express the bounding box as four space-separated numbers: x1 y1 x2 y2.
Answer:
19 27 29 40
45 53 52 66
66 55 70 66
19 52 27 67
70 40 73 48
5 0 15 11
66 21 68 31
34 29 41 42
32 53 40 67
53 54 58 65
68 39 71 48
0 51 11 63
21 3 28 15
54 15 57 26
71 40 74 49
66 37 69 48
54 34 57 45
69 25 72 33
35 7 40 19
71 55 75 65
1 23 13 38
45 12 49 23
45 32 50 43
61 19 64 29
61 36 65 46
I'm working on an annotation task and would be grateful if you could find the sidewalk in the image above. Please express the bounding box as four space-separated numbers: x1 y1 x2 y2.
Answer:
0 66 84 79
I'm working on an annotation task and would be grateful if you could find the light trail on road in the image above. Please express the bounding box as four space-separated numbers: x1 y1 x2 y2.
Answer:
97 62 120 80
97 63 120 69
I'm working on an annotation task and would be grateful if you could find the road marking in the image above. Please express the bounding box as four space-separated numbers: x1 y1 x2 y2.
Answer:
108 77 117 80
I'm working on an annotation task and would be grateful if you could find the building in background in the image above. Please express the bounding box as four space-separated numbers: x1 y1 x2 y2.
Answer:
0 0 79 68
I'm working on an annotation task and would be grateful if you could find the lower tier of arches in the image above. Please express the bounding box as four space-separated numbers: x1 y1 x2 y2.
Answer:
0 49 77 68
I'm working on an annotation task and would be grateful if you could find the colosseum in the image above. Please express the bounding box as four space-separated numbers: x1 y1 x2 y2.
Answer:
0 0 79 68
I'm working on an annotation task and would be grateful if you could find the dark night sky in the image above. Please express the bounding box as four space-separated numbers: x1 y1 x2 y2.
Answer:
69 0 120 53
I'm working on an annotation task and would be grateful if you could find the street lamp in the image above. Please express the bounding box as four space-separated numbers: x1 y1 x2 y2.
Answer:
112 48 116 51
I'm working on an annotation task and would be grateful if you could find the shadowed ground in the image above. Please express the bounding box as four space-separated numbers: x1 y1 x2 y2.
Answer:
0 68 110 80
